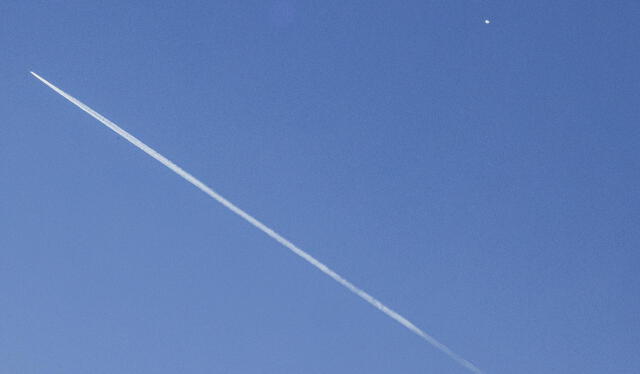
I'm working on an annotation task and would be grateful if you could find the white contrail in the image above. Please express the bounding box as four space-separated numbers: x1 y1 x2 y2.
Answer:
30 71 484 374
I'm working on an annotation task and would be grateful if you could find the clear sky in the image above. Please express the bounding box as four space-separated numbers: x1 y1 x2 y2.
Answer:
1 1 639 373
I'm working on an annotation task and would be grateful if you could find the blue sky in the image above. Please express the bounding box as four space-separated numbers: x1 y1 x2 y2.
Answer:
2 1 639 373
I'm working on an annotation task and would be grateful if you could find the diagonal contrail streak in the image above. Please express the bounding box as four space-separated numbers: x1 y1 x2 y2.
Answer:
30 71 483 374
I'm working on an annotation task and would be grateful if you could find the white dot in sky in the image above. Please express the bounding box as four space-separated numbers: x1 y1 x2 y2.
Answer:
484 19 491 24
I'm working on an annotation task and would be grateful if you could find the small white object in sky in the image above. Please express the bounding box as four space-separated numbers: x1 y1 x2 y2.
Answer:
484 19 491 24
30 71 485 374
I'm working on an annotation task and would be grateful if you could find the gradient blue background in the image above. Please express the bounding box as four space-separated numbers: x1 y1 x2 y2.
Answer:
1 1 639 373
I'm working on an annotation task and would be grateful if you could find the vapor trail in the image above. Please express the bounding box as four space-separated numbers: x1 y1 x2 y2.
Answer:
31 71 483 374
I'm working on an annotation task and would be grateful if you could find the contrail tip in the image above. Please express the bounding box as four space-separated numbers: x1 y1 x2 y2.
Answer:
30 71 44 81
